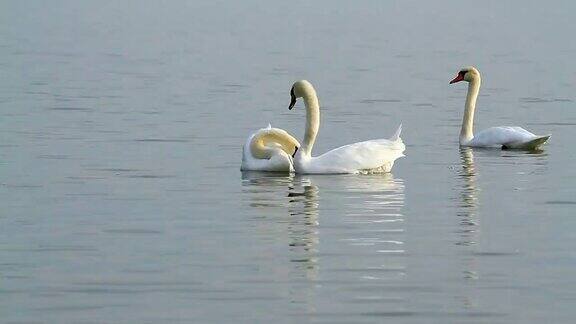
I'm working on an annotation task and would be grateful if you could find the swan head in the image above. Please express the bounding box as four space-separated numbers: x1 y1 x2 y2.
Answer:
288 80 315 110
450 66 480 84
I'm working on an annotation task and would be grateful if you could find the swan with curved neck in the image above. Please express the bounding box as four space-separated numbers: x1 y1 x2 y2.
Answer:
288 80 405 174
241 124 300 172
450 66 550 149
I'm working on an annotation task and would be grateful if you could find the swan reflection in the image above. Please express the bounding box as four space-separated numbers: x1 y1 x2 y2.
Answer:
453 148 483 304
456 147 479 247
286 177 320 279
327 174 406 281
241 171 294 208
241 172 319 279
241 172 406 282
242 172 407 313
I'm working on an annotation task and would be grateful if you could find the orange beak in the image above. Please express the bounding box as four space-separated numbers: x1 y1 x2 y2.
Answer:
450 74 465 84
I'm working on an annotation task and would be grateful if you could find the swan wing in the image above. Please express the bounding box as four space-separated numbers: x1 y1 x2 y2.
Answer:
309 137 405 174
468 126 538 147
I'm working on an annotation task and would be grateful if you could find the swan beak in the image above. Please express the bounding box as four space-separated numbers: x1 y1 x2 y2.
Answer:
292 146 298 158
288 94 296 110
450 74 464 84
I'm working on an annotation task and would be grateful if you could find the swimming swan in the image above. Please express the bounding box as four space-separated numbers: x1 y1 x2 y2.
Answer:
288 80 405 174
450 66 550 150
241 124 300 172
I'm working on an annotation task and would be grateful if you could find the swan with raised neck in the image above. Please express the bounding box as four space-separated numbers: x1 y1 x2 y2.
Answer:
449 66 550 149
288 80 405 174
289 80 319 157
450 66 481 145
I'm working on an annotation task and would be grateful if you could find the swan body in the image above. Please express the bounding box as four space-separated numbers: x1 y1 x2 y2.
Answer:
288 80 405 174
240 124 300 172
466 126 550 149
450 66 550 150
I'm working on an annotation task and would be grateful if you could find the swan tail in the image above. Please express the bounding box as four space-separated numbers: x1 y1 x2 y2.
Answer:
525 135 551 150
505 135 551 150
389 123 402 142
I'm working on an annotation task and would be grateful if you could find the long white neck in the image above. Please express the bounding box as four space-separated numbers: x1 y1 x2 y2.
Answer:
460 76 481 145
301 89 320 157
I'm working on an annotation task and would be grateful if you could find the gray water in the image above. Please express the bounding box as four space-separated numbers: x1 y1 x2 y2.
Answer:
1 1 575 323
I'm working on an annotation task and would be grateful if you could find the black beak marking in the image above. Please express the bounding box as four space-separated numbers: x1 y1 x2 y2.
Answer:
292 146 299 158
288 87 296 110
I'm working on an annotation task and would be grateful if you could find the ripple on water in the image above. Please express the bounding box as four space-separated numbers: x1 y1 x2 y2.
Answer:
125 174 175 179
103 228 164 235
134 138 190 143
47 107 94 112
359 99 402 104
470 251 522 257
519 97 573 103
413 103 435 107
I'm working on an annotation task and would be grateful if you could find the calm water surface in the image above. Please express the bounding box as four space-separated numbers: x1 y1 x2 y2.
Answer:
1 1 575 323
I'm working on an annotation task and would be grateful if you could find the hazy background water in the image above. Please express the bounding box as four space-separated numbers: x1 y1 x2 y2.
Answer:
1 0 575 322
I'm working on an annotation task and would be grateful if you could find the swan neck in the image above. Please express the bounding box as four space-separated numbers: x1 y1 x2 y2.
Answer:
302 93 320 156
250 137 272 159
461 77 480 144
249 129 299 160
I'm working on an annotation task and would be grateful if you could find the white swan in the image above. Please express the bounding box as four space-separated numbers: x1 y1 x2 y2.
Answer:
240 124 300 172
288 80 405 174
450 66 550 150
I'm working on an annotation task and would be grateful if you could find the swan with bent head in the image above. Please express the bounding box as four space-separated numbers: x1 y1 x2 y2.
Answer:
241 124 300 172
450 66 550 150
288 80 405 174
